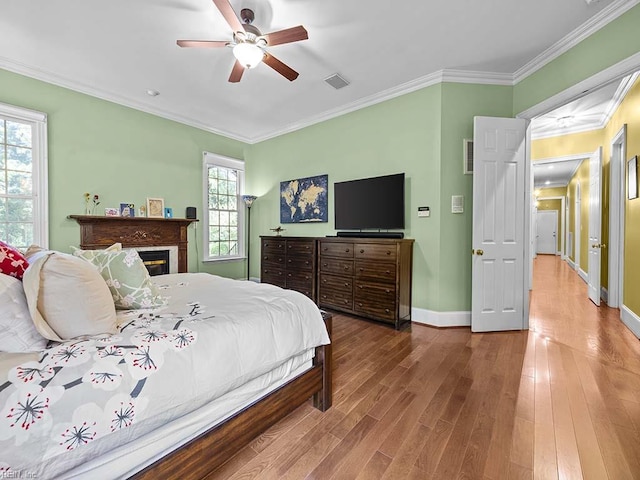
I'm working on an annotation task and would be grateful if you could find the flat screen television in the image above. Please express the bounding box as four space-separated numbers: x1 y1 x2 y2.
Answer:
334 173 405 231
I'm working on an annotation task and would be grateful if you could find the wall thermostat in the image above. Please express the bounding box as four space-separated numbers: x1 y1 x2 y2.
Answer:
418 206 430 218
452 195 464 214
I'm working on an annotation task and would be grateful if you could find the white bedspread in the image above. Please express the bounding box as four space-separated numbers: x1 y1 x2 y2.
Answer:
0 273 329 479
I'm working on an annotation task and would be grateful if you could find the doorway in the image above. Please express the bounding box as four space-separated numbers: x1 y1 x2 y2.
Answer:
536 210 558 254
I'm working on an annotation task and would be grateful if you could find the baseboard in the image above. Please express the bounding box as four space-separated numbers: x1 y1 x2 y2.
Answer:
621 305 640 339
578 268 588 283
567 258 576 269
600 287 609 303
412 308 471 328
249 276 260 283
556 251 562 256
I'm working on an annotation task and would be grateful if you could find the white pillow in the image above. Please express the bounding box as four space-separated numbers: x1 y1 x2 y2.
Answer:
0 273 48 352
22 251 118 341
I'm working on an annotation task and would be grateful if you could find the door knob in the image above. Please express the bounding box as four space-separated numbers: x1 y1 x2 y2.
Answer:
476 249 484 256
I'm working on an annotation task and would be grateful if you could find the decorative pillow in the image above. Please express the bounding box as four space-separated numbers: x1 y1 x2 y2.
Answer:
74 248 165 310
0 273 48 352
0 241 29 279
71 242 122 260
22 251 117 341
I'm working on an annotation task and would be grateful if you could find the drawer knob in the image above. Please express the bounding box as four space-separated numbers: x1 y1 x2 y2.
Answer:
288 245 292 249
358 285 363 289
345 248 350 253
386 270 390 274
344 266 350 271
345 283 349 287
323 263 328 267
288 273 292 277
305 261 309 265
264 269 269 273
385 309 390 313
323 247 328 251
359 268 364 272
360 249 365 254
305 246 309 249
358 302 363 307
322 295 327 299
386 289 390 294
387 251 391 255
323 279 326 284
343 300 348 304
305 276 309 280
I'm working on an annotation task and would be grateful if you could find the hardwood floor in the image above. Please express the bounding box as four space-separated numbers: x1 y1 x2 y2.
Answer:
206 255 640 479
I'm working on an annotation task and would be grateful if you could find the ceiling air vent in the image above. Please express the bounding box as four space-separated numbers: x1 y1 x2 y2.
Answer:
463 138 474 174
324 73 350 90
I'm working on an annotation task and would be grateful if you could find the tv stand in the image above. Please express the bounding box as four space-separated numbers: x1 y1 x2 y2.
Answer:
336 231 404 239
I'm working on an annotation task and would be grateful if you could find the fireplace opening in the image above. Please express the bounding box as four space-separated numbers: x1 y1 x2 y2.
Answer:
138 250 170 276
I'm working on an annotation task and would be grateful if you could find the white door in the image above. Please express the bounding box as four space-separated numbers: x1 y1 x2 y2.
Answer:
536 210 558 254
472 117 527 332
588 147 603 306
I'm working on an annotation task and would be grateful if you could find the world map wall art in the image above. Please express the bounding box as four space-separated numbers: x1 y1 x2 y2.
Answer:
280 174 328 223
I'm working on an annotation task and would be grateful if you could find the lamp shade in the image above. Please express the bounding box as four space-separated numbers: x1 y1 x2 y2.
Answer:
233 43 264 69
242 195 258 207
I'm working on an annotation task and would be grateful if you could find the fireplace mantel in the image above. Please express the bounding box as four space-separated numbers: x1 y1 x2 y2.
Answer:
68 215 198 273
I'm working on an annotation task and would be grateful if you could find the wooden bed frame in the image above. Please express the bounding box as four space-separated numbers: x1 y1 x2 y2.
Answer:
131 314 332 479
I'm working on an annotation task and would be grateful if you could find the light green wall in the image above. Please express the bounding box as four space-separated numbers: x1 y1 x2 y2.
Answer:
437 83 513 310
0 68 247 279
246 85 445 310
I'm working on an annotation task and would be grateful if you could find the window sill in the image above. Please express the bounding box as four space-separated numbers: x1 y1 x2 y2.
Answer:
203 255 245 264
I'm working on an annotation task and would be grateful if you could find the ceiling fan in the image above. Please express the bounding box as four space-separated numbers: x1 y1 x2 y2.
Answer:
177 0 308 83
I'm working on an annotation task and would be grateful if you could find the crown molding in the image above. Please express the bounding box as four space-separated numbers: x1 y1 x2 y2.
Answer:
534 181 569 189
601 70 640 125
439 69 513 86
513 0 640 84
534 152 592 164
0 56 253 144
531 124 604 140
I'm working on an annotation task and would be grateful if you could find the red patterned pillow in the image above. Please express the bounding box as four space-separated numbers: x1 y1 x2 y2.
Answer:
0 241 29 279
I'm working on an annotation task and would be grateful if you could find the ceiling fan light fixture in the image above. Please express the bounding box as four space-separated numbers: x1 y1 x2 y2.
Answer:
233 42 264 69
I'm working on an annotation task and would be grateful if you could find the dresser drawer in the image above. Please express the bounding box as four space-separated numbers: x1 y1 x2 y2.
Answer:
287 240 315 256
355 243 397 262
287 283 314 300
320 273 353 291
355 260 396 283
261 265 285 287
355 282 396 302
318 286 353 310
287 256 314 271
262 253 285 265
261 238 286 253
286 270 314 284
320 258 354 275
354 301 396 323
319 242 354 258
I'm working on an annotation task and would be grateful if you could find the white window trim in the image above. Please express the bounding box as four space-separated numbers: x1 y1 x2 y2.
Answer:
202 151 245 262
0 101 48 248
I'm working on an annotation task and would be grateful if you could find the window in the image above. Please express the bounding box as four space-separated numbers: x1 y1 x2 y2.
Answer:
0 102 48 250
203 152 244 261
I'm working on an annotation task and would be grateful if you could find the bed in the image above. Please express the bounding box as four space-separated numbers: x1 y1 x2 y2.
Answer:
0 265 332 479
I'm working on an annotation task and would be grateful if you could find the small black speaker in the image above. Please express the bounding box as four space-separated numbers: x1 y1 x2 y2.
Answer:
186 207 197 219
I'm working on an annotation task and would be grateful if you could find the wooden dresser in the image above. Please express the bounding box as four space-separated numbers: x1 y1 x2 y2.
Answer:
260 236 316 300
317 237 414 330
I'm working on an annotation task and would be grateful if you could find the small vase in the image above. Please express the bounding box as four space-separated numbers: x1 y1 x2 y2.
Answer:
85 205 91 215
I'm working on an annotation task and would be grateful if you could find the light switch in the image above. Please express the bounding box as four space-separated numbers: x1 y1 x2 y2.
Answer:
452 195 464 214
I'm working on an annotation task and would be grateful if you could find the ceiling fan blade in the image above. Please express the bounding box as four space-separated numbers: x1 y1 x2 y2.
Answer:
212 0 243 33
264 26 308 47
262 53 299 81
177 40 229 48
229 60 245 83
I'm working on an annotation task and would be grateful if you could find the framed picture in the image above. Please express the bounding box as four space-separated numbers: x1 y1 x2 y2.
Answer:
280 174 328 223
104 207 119 217
146 197 165 218
164 207 173 219
120 203 135 217
628 156 638 200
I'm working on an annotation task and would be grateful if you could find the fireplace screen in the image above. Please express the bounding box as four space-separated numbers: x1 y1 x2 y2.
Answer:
138 250 170 276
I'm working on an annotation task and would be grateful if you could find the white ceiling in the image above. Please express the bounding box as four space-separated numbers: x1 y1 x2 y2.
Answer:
534 159 583 189
0 0 636 143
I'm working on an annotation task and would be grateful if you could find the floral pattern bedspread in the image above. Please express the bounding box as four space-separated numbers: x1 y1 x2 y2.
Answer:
0 273 329 479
